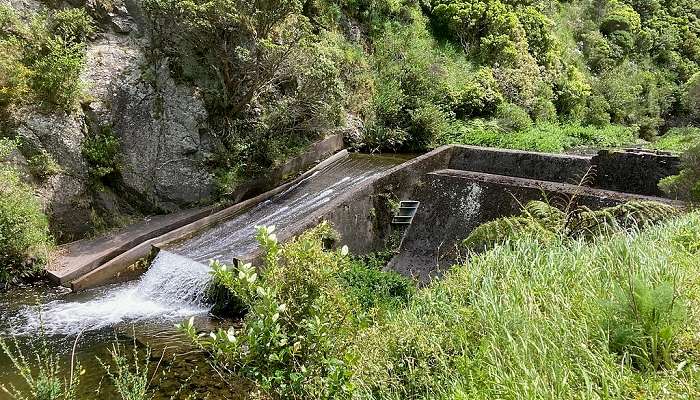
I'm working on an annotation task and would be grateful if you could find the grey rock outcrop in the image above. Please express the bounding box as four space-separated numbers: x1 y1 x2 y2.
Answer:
4 0 219 240
109 60 217 211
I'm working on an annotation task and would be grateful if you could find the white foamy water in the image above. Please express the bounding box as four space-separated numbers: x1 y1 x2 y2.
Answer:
13 251 211 335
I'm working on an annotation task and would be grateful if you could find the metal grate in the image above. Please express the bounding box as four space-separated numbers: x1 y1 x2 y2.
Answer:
392 200 420 225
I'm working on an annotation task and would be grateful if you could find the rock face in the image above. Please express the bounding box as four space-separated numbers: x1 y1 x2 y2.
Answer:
4 0 218 240
109 61 216 211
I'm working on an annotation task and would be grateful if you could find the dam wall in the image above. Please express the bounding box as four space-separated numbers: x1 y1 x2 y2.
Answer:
68 143 683 290
284 145 682 282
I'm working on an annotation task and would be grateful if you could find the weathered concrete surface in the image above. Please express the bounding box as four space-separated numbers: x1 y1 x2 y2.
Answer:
449 145 592 184
70 150 350 290
387 169 681 282
57 136 344 288
448 145 681 197
592 149 681 197
68 143 685 290
239 145 682 283
47 207 213 285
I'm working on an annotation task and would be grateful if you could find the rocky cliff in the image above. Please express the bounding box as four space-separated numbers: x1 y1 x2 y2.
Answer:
3 0 219 241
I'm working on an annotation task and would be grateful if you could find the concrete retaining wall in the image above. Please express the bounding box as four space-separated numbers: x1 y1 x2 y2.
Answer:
449 145 592 184
69 143 684 290
592 149 681 197
448 145 681 197
262 145 682 283
68 137 347 290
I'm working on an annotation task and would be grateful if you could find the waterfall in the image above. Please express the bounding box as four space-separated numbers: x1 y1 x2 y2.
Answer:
14 251 211 335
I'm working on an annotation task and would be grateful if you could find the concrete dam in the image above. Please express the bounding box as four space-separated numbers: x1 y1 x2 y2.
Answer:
35 143 680 333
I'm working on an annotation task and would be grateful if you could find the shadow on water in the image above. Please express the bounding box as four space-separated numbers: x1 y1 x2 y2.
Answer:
0 153 411 399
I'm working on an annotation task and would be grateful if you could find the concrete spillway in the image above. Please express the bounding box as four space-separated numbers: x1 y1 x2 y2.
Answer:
168 154 403 264
23 153 406 334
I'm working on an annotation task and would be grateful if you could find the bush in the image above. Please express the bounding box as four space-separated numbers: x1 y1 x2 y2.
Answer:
0 6 90 111
446 67 503 118
181 224 357 398
438 121 635 153
495 102 532 132
652 127 700 152
81 125 121 180
28 38 86 109
47 8 95 43
659 143 700 201
339 252 415 311
683 72 700 123
0 140 52 284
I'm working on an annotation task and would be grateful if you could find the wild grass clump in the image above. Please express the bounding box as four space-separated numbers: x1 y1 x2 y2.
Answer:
184 212 700 399
439 121 636 153
347 212 700 399
0 325 83 400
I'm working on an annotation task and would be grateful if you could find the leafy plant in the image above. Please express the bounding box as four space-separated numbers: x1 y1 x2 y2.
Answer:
463 200 679 251
605 277 687 371
0 323 83 400
81 125 120 181
659 142 700 201
180 223 355 398
339 252 415 311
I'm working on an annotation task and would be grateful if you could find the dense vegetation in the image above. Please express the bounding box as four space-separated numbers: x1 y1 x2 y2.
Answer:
177 211 700 399
0 139 52 285
0 5 93 114
140 0 700 172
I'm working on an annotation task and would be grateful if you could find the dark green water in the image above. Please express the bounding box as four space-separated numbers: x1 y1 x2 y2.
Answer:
0 284 248 399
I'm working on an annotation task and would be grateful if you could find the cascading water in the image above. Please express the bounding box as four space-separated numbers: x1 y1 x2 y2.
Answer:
0 153 410 398
12 251 211 335
8 153 408 336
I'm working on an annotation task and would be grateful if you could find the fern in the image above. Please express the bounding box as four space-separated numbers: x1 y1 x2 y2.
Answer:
463 215 556 251
464 200 679 251
523 200 565 230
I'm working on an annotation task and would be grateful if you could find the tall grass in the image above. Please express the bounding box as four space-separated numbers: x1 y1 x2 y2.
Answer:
346 212 700 399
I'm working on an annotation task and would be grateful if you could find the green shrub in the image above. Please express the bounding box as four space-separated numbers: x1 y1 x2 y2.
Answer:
683 72 700 123
0 40 31 108
659 143 700 201
447 67 503 118
0 140 51 284
180 224 356 398
495 102 532 132
0 331 82 399
652 127 700 152
407 101 452 150
28 38 87 109
0 6 91 111
439 121 635 153
339 253 415 311
82 125 120 180
47 8 94 43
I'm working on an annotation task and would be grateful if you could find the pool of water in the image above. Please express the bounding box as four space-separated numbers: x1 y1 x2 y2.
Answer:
0 283 248 399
